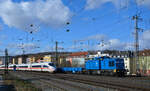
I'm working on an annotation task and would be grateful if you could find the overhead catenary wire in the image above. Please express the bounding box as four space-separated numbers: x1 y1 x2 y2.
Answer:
57 0 131 52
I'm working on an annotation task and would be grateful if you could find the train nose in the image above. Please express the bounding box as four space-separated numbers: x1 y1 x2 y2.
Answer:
51 66 56 72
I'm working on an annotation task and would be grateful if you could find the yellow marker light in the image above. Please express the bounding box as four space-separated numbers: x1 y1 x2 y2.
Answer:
114 69 116 72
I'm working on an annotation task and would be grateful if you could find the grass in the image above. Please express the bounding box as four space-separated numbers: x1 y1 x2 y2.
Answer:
2 73 42 91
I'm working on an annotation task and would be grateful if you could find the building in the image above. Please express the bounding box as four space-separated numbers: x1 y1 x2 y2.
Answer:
139 50 150 76
66 52 88 67
0 56 5 65
43 55 52 62
11 55 27 64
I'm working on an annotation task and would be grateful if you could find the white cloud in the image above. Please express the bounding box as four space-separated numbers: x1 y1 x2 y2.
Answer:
124 43 134 50
22 43 37 49
0 0 72 30
86 34 108 40
7 42 39 55
7 42 37 49
89 30 150 50
108 39 125 49
0 35 7 40
0 24 3 31
85 0 150 10
11 50 22 55
96 39 129 50
85 0 109 10
86 34 133 50
140 30 150 49
136 0 150 6
85 0 129 10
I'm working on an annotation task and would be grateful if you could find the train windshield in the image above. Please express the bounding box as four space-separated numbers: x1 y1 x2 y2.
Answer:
48 63 54 66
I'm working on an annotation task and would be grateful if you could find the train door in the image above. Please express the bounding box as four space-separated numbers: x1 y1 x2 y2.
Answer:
30 64 32 71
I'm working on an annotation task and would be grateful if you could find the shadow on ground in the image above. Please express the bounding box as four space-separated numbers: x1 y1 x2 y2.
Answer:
0 85 15 91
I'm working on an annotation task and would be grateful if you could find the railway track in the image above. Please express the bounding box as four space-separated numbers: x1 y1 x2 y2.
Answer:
9 71 109 91
41 73 150 91
9 71 150 91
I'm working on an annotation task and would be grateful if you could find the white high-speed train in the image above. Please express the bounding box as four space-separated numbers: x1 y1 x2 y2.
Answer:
0 62 56 73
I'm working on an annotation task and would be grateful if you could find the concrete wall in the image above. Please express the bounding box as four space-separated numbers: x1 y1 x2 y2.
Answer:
0 61 2 65
129 57 136 75
124 58 130 75
0 56 5 65
139 56 150 76
72 58 85 67
18 57 22 64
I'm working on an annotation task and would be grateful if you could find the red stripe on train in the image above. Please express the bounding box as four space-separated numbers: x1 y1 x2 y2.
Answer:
0 67 49 69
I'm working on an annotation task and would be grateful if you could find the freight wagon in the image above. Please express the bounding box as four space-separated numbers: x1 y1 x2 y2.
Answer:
60 56 126 76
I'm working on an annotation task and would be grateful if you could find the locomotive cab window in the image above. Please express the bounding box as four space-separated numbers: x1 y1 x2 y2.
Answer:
49 63 54 66
100 57 104 60
99 58 103 61
109 61 114 67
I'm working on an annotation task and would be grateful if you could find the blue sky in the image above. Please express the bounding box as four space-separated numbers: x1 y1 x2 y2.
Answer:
0 0 150 56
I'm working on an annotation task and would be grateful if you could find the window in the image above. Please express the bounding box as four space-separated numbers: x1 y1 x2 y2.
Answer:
112 61 114 66
49 63 54 66
43 65 48 68
32 65 41 68
19 66 28 68
109 61 114 67
98 58 103 61
9 66 13 68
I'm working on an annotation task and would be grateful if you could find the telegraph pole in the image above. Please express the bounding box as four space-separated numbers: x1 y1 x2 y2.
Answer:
55 41 58 66
132 15 142 74
5 48 8 74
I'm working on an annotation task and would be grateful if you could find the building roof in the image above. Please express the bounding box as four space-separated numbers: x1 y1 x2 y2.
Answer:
12 52 71 57
69 52 88 57
139 49 150 56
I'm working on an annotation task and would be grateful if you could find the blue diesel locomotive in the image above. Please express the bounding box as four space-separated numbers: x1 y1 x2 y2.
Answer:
85 56 125 76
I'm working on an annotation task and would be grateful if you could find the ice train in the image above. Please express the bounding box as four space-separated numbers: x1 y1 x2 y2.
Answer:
0 62 56 73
